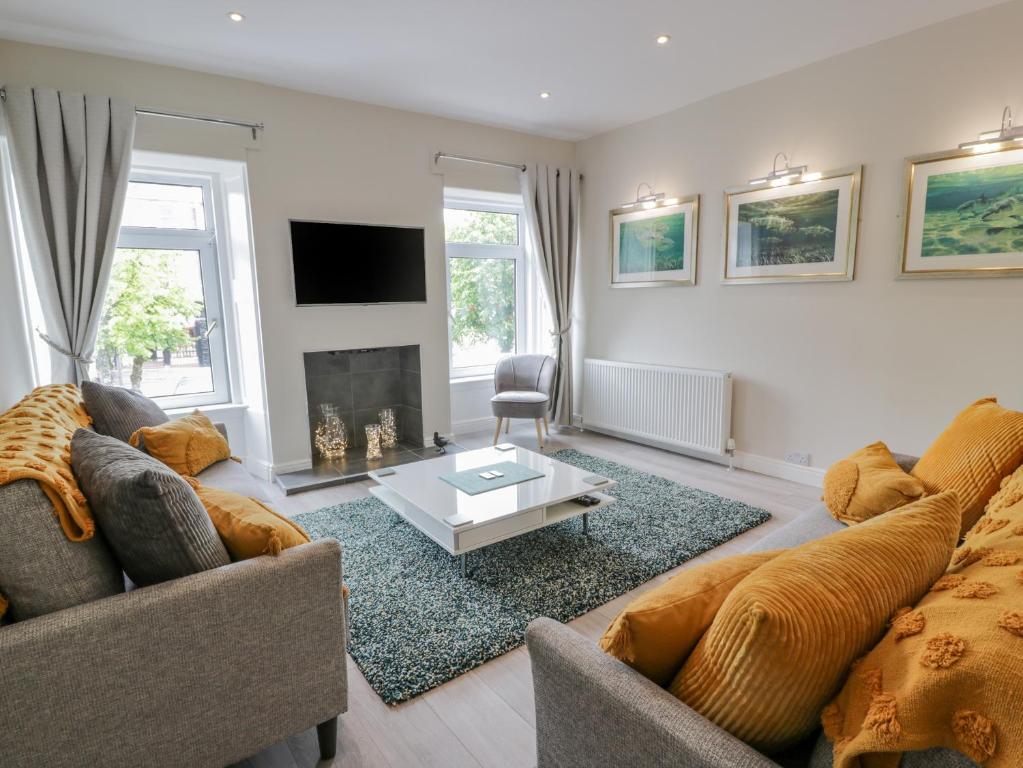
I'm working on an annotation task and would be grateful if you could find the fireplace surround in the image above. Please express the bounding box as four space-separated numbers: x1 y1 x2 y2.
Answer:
276 344 459 494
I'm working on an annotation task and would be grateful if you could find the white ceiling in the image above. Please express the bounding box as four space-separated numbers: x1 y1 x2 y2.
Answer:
0 0 1007 140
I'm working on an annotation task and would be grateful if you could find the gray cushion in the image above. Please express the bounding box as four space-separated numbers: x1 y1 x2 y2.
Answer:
0 478 124 621
744 503 845 553
491 390 549 419
71 429 230 587
197 457 271 504
82 380 168 443
809 731 978 767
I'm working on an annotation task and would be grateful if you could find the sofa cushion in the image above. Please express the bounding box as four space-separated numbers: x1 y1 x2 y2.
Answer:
808 733 978 768
600 550 781 686
822 465 1023 767
71 429 230 587
130 411 231 476
911 397 1023 538
184 478 309 560
669 491 961 755
81 380 167 444
744 505 845 553
0 477 124 621
822 442 925 525
197 455 272 503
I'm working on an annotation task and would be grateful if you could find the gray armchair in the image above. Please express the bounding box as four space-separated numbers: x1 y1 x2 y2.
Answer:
491 354 556 449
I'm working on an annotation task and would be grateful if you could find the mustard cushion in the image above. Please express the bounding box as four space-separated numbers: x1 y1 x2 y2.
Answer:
184 478 309 559
600 550 782 686
824 466 1023 767
822 442 925 525
668 491 962 755
912 397 1023 538
131 411 231 476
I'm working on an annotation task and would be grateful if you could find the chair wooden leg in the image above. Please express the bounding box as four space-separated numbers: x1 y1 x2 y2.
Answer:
317 717 338 760
535 418 544 450
493 417 503 445
505 418 511 434
543 414 550 436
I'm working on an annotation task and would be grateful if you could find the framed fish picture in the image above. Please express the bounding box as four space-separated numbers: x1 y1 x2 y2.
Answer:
610 196 699 287
901 144 1023 278
723 166 861 284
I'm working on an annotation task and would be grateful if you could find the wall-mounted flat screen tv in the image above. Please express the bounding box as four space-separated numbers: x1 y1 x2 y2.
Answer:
290 220 427 305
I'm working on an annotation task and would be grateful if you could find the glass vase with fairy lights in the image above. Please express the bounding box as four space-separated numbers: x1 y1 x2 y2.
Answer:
314 403 348 460
378 408 398 448
365 424 383 460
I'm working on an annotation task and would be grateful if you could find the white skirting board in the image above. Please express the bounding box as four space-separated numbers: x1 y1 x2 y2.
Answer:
451 416 496 436
732 451 824 488
575 416 824 489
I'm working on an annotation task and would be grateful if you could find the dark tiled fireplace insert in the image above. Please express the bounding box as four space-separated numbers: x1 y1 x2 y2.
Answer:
276 345 459 495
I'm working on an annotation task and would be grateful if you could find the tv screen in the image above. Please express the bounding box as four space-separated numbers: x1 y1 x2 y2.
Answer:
290 220 427 305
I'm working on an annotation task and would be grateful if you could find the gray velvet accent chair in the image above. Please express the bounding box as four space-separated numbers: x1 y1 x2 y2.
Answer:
491 354 557 450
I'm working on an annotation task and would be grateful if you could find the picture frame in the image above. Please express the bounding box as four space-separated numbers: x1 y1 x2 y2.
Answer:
610 195 699 287
900 144 1023 278
722 165 862 285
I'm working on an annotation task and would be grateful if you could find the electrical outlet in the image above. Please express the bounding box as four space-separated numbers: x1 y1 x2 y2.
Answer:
785 452 811 467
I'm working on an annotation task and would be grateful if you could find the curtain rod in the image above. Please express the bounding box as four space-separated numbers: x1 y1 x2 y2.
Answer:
0 87 264 140
435 151 526 172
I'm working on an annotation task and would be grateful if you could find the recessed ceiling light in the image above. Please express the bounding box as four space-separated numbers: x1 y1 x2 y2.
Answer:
539 91 551 100
656 34 671 45
227 11 245 22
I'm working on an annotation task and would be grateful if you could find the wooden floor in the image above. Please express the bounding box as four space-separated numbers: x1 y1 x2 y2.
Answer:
232 425 820 768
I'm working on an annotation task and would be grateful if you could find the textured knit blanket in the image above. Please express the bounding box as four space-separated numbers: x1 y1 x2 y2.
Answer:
0 384 94 541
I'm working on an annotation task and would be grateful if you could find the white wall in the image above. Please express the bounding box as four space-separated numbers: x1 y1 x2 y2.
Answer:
575 2 1023 471
0 39 575 471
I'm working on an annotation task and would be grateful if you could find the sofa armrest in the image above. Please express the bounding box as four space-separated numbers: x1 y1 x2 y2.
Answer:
526 618 780 768
0 538 347 768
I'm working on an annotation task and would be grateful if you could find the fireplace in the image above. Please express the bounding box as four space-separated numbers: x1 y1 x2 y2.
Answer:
276 344 453 494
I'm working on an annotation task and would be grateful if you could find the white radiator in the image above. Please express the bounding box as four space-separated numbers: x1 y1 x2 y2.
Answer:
582 358 733 456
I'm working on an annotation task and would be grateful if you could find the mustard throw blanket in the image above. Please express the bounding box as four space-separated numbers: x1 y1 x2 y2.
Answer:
825 466 1023 767
0 384 94 541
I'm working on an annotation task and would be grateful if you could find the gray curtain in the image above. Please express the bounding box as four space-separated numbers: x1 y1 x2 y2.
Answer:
2 86 136 384
520 164 581 427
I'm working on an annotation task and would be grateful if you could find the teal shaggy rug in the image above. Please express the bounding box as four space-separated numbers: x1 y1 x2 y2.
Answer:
293 448 770 704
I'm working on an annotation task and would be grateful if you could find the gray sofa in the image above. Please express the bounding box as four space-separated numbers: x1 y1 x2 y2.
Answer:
0 432 348 768
525 454 977 768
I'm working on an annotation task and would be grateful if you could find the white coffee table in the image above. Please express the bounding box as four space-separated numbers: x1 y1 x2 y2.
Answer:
367 445 616 576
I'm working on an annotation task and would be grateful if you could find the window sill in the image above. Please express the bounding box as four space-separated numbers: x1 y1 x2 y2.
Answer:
450 374 495 389
166 402 249 417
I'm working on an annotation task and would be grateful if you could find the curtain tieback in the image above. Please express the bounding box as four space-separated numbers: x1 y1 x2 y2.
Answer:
36 329 93 364
549 321 572 337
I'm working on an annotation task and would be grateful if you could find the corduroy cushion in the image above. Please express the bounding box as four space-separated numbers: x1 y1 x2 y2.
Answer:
71 429 230 587
81 380 167 444
131 410 231 476
823 467 1023 767
183 478 310 560
669 491 962 755
600 550 782 686
912 397 1023 538
823 442 926 525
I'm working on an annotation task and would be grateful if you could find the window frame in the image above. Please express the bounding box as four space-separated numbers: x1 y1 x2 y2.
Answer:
444 195 526 380
108 171 231 408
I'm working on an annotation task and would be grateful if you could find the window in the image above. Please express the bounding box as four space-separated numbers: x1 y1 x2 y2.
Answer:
95 172 230 407
444 197 526 378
